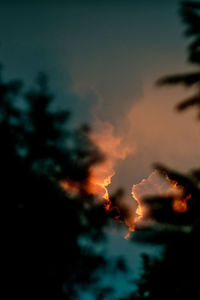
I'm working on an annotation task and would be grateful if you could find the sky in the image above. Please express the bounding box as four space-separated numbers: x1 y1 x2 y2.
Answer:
1 0 199 298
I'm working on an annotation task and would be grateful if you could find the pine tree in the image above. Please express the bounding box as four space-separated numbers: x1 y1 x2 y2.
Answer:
119 2 200 299
0 68 112 299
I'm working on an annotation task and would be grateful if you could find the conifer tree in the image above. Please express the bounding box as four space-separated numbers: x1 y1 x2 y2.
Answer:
0 69 112 299
119 2 200 299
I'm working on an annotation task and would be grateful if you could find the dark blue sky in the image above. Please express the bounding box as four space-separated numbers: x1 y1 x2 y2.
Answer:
0 0 186 127
0 0 185 126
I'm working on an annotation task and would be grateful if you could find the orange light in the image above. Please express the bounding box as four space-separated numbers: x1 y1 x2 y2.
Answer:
172 194 191 213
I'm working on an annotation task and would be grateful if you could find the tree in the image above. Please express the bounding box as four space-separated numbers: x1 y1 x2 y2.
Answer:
119 2 200 299
0 68 115 299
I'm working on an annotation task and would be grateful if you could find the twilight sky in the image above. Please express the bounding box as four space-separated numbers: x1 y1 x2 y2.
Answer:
1 0 200 214
1 0 199 297
1 1 199 194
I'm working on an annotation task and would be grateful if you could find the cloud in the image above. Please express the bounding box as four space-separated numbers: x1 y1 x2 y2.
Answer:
127 83 200 171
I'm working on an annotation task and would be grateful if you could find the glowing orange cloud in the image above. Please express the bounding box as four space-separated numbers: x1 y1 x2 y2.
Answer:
88 120 132 209
61 120 133 218
131 170 191 223
61 116 192 240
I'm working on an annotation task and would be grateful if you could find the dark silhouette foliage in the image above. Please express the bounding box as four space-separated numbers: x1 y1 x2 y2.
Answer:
119 2 200 299
0 68 114 299
157 1 200 118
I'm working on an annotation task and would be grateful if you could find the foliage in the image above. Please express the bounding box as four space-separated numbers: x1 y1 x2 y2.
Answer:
0 69 111 299
119 2 200 299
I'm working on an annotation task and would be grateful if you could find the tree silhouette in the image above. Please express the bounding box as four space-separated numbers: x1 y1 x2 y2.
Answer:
119 2 200 299
157 1 200 117
0 68 117 299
